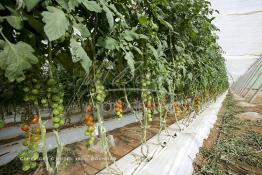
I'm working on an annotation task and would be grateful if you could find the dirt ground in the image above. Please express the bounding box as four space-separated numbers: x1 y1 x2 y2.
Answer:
2 111 184 175
193 91 262 175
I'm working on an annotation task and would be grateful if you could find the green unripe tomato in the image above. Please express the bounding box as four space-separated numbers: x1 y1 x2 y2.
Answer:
51 87 59 94
47 79 56 86
22 164 31 171
52 109 60 116
22 139 30 147
148 117 153 122
30 152 39 161
31 136 40 142
23 96 30 102
23 87 30 92
57 105 64 112
19 150 28 159
53 123 60 129
85 131 93 137
58 99 63 104
53 116 61 123
41 99 48 104
52 95 60 102
96 95 103 102
51 103 59 108
88 126 95 132
31 89 39 95
59 118 65 125
35 84 41 89
29 143 38 150
88 137 95 144
30 161 37 169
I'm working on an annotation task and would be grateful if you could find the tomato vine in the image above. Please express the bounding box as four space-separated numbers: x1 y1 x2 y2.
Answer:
0 0 228 174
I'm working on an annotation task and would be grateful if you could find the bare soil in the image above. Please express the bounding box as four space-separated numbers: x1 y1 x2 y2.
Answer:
193 92 262 175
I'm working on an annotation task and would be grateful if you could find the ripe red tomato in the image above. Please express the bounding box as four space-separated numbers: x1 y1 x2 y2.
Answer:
31 115 39 124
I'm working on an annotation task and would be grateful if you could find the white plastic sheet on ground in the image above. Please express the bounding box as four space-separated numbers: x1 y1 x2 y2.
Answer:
98 92 227 175
0 113 138 166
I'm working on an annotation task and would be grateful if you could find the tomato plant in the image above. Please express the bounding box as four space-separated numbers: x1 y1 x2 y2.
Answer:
0 0 229 174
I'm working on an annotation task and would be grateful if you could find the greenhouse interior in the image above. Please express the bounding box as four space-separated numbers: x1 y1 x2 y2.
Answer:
0 0 261 175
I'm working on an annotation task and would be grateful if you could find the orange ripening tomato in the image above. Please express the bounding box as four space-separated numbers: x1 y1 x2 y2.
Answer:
86 120 94 127
115 107 121 113
115 102 122 109
31 115 39 124
85 105 93 113
117 100 123 105
84 115 93 121
21 123 30 132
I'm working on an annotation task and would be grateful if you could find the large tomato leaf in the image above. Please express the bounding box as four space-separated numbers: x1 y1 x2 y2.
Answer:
24 0 41 12
69 38 92 73
6 15 23 30
42 6 69 41
82 1 102 13
0 41 38 82
124 51 135 78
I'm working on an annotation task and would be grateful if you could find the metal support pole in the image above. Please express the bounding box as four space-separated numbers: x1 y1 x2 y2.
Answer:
236 74 249 94
243 72 262 98
249 82 262 103
239 60 262 95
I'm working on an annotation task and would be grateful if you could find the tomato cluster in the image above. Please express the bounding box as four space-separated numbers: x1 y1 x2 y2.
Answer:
94 80 106 104
194 96 202 112
141 72 153 122
20 115 40 171
173 102 182 117
23 79 40 103
114 100 123 119
45 79 65 129
84 105 95 145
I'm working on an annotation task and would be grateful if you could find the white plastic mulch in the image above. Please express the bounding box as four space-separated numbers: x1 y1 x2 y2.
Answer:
97 92 227 175
0 113 138 166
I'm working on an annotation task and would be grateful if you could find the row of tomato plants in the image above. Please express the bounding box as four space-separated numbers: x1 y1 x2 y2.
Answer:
0 0 228 174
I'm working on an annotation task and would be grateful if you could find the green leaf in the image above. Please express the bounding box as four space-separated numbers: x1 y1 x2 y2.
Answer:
124 52 135 77
69 38 92 73
24 0 41 12
138 16 147 26
96 37 117 50
147 44 158 58
159 19 173 30
73 22 90 38
0 41 38 82
56 0 69 10
42 6 69 41
27 16 45 37
175 45 184 52
68 0 82 11
102 4 114 30
0 3 5 10
82 1 102 13
6 15 23 30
